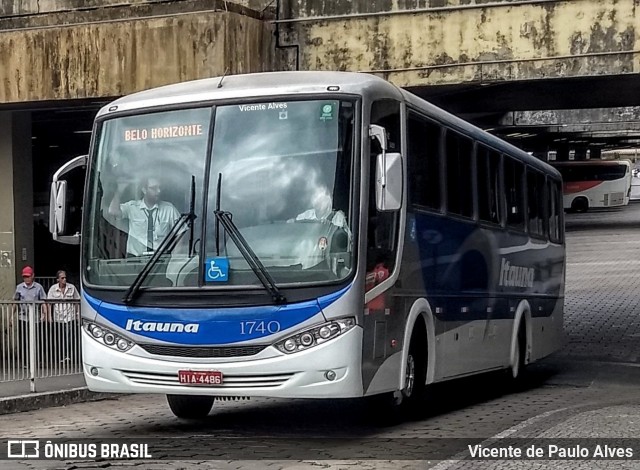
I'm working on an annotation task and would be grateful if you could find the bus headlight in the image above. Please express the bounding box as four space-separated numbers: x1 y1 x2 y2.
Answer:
83 321 134 353
274 317 356 354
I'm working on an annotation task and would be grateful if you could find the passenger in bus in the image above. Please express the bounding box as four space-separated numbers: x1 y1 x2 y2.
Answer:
108 176 181 257
288 186 349 231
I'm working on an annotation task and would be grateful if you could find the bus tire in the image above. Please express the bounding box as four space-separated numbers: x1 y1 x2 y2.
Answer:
166 394 214 419
366 322 428 423
508 323 527 384
401 325 428 408
570 197 589 213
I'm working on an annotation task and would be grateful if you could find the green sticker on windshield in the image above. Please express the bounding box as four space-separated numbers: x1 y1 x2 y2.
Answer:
320 103 334 122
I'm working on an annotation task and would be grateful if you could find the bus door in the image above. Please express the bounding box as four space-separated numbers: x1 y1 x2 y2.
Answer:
361 99 404 393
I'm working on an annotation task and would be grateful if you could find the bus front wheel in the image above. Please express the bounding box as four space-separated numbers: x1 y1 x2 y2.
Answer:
401 330 428 407
508 323 527 384
167 394 214 419
369 323 428 419
570 197 589 213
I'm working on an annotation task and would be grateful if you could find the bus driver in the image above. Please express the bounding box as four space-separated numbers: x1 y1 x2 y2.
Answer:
108 176 181 257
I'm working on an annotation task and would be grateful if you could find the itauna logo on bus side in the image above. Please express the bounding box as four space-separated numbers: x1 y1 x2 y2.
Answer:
499 258 535 288
125 319 199 333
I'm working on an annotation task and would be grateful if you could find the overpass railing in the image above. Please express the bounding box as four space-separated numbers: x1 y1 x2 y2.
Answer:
0 300 82 392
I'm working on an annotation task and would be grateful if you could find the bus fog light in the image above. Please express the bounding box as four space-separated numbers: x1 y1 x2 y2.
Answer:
90 367 99 376
325 370 336 381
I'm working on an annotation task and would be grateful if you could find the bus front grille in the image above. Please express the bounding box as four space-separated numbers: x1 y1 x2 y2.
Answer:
120 370 295 388
138 344 267 358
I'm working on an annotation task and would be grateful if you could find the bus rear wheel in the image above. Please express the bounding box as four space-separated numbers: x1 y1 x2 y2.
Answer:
166 394 214 419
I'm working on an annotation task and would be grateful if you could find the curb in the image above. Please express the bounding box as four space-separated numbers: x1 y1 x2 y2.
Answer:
0 387 119 415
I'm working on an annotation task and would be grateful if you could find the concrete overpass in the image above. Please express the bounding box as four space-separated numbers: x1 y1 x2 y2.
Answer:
277 0 640 154
0 0 638 294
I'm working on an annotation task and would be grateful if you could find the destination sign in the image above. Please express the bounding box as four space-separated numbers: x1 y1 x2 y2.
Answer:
123 124 204 142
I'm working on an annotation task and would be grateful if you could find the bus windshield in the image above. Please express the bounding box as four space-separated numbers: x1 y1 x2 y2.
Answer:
84 99 356 290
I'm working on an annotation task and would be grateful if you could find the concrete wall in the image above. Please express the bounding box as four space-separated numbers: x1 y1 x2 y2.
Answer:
0 0 271 15
0 0 277 103
281 0 640 86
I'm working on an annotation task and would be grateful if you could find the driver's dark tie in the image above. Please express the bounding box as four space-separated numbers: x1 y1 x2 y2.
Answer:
144 208 157 251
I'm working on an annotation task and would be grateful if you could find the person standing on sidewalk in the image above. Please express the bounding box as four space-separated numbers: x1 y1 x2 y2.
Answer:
13 266 47 368
47 270 80 364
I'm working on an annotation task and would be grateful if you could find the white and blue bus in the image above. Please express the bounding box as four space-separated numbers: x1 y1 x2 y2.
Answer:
50 72 565 419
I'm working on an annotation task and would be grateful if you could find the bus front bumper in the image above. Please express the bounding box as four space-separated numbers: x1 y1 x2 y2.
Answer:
82 326 364 399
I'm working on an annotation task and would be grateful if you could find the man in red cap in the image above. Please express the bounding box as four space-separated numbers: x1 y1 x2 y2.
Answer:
13 265 47 369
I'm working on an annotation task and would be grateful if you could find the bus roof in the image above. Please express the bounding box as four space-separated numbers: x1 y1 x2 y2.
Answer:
97 71 402 117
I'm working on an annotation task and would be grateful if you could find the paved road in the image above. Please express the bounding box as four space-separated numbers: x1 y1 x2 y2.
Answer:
3 203 640 469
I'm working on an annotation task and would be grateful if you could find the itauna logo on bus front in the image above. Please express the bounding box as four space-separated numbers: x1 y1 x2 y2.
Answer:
125 319 200 333
499 258 535 288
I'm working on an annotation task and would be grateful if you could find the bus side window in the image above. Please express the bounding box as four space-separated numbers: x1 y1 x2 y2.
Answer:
445 130 473 218
527 168 546 238
548 179 562 243
367 99 401 279
477 145 501 225
504 156 525 231
407 111 441 211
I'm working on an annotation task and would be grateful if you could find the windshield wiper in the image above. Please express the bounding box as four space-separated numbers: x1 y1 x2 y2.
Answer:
187 175 196 257
214 173 285 304
123 177 197 304
214 210 286 304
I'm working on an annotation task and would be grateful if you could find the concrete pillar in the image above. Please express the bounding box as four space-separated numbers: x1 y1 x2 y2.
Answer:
13 112 34 285
0 111 34 300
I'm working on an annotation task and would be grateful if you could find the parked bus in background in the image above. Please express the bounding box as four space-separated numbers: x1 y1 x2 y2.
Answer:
49 72 566 420
552 160 631 212
601 149 640 202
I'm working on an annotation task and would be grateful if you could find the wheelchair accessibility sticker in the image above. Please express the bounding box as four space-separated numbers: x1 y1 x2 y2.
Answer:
205 257 229 282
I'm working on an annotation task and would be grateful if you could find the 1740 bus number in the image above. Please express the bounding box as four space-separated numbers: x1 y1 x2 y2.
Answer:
240 321 281 335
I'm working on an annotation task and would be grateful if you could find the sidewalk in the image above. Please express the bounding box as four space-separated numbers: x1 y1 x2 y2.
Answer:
0 373 117 415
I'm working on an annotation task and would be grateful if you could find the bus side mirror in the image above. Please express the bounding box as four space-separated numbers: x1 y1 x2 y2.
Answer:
49 155 87 245
50 180 68 235
369 124 402 211
376 152 403 211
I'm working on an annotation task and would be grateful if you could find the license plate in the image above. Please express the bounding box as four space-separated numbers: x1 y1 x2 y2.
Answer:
178 370 223 386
